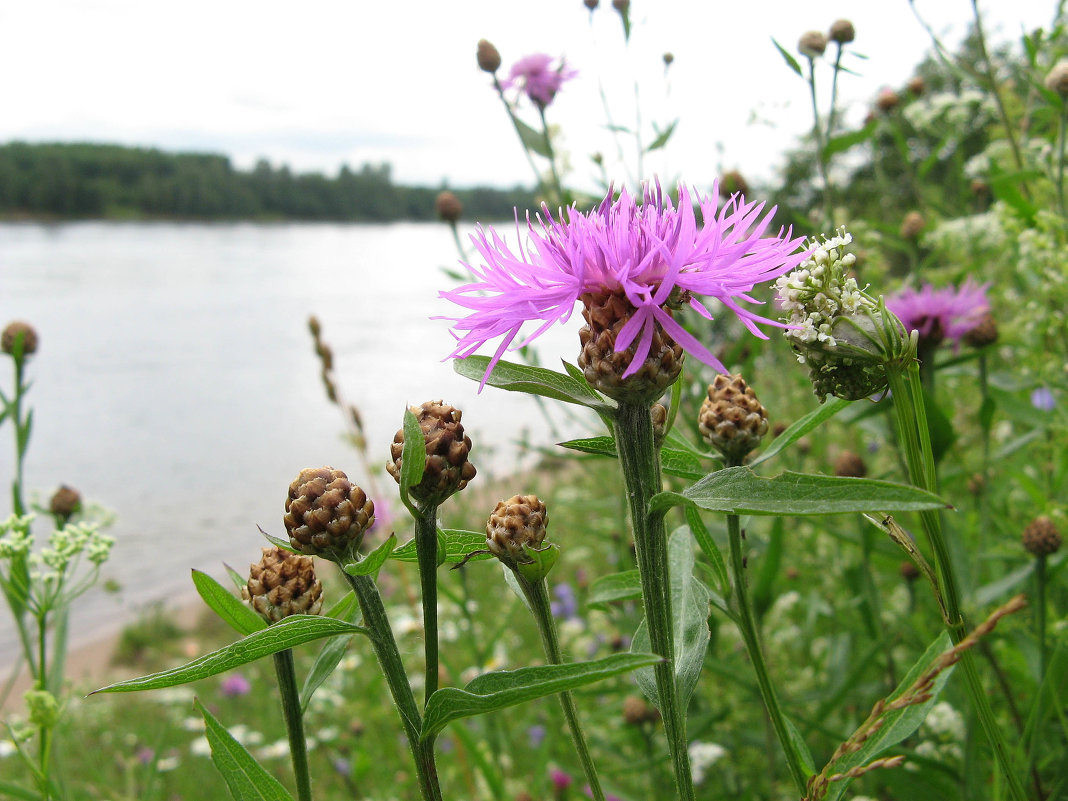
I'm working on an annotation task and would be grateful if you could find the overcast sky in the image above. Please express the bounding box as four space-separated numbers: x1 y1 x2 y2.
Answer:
0 1 1055 191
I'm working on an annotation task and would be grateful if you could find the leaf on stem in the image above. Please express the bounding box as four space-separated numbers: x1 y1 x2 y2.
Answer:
192 569 266 637
398 408 427 515
195 699 295 801
772 37 804 77
454 356 613 411
391 529 494 565
514 117 552 159
750 397 849 466
587 570 642 608
558 434 708 480
343 533 397 576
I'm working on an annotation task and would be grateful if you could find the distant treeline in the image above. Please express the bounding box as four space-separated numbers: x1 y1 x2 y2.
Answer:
0 142 537 222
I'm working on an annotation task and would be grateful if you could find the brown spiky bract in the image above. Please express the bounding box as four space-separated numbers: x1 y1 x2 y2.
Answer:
387 401 476 507
698 374 769 462
1023 516 1062 557
243 546 324 623
284 467 374 557
1 321 38 356
486 494 547 566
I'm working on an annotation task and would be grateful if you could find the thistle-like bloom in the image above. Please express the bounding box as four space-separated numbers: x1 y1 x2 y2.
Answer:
886 279 990 350
441 183 808 388
501 53 578 108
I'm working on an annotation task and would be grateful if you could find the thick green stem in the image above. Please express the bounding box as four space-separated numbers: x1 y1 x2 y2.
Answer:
726 512 808 795
885 364 1028 801
272 648 312 801
414 506 440 703
613 401 695 801
342 571 443 801
520 575 606 801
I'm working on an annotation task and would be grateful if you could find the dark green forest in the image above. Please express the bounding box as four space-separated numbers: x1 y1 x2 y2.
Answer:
0 142 536 222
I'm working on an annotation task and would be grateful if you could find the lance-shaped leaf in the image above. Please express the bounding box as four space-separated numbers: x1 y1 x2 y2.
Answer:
558 435 707 480
301 592 362 713
391 529 494 565
343 533 397 576
398 408 427 515
587 570 642 608
195 699 295 801
192 569 266 636
454 356 612 411
750 396 849 466
650 467 948 517
420 652 660 740
92 616 369 694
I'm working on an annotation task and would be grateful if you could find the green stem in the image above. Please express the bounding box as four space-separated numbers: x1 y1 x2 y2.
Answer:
726 512 808 795
613 401 696 801
885 364 1028 801
272 648 312 801
492 77 551 201
1036 555 1048 676
414 506 440 703
11 355 27 516
806 56 832 229
1056 103 1068 220
537 105 566 206
342 571 443 801
519 575 606 801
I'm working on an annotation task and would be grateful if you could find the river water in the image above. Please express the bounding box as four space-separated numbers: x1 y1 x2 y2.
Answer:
0 221 590 666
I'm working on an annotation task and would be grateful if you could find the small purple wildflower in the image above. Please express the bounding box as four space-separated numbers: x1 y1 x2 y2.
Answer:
550 768 573 791
528 723 547 748
220 673 251 697
886 279 990 348
136 746 155 765
550 582 578 620
441 183 808 388
501 53 578 108
332 757 352 777
1031 386 1056 411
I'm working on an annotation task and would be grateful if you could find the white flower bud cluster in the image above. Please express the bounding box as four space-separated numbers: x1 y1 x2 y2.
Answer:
775 230 875 363
0 513 35 560
38 522 114 571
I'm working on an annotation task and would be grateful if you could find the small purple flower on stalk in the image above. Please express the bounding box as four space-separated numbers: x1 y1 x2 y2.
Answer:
220 673 251 697
886 279 990 351
1031 386 1056 411
502 53 578 108
441 183 808 398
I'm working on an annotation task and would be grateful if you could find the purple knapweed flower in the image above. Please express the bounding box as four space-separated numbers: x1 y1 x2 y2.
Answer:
885 279 989 349
550 768 573 791
441 183 808 388
220 673 251 697
502 53 578 108
1031 386 1056 411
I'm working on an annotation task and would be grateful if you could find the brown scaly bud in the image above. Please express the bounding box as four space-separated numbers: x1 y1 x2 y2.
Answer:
829 19 855 44
243 546 324 623
698 374 769 463
963 314 998 348
900 560 921 582
612 0 629 11
719 170 748 198
316 342 334 371
662 52 674 66
798 31 828 58
650 403 668 448
834 451 868 478
307 315 322 339
899 210 925 240
584 0 599 9
1022 516 1062 557
49 485 82 523
967 472 986 496
622 694 661 726
387 401 476 506
1044 60 1068 97
577 292 684 404
476 39 501 74
435 191 463 223
2 321 38 356
907 75 927 97
876 88 900 114
486 494 548 568
284 467 375 558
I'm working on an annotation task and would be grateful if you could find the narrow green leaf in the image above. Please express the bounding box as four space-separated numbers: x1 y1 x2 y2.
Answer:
684 505 730 601
921 386 956 465
343 533 397 576
420 653 660 740
751 397 849 466
823 632 955 801
391 529 493 565
650 467 948 517
192 570 266 636
399 408 427 514
973 560 1037 607
558 435 615 458
0 780 42 801
454 356 612 411
93 616 370 694
784 715 817 779
978 396 997 434
646 119 678 152
301 590 362 713
587 570 642 608
258 528 299 555
751 518 784 619
514 117 552 159
772 37 804 77
558 435 706 480
225 564 249 594
821 120 876 160
195 699 295 801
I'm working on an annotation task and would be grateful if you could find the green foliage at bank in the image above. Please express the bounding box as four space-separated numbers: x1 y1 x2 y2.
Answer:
0 142 536 222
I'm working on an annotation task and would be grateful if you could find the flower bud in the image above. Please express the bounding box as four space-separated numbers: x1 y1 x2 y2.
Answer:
900 560 920 582
1022 516 1062 557
1 321 38 356
829 19 855 44
833 451 867 478
718 170 748 198
584 0 599 8
435 191 463 223
650 402 668 448
907 75 926 97
387 401 477 507
243 545 324 622
476 39 501 73
899 210 925 240
24 689 60 730
1044 60 1068 97
698 374 769 462
486 494 558 580
284 467 375 557
876 88 900 113
963 313 998 348
663 52 674 66
798 31 827 58
622 694 661 725
49 485 82 524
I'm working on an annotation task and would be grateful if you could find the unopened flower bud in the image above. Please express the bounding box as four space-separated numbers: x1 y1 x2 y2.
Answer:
963 313 998 348
387 401 477 506
486 494 557 579
698 375 769 462
798 31 828 58
1022 516 1062 557
719 170 748 198
49 485 82 523
243 546 324 622
477 39 501 74
900 560 920 582
612 0 629 11
307 315 322 339
663 52 674 66
284 467 374 557
829 19 855 44
907 75 926 96
435 191 463 223
833 451 867 478
651 402 668 448
876 88 900 113
584 0 599 9
900 211 925 240
24 689 60 730
578 292 684 403
1044 60 1068 97
622 694 660 725
2 321 38 356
